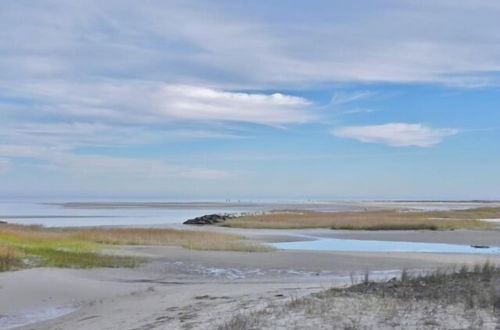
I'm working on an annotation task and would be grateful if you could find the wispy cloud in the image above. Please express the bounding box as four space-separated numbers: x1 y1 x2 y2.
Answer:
0 143 235 180
329 91 377 106
2 0 500 92
1 81 314 125
0 122 244 150
332 123 458 147
48 153 235 180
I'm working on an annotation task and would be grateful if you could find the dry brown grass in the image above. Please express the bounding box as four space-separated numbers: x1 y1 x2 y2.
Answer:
75 228 238 245
75 228 272 252
182 239 275 252
222 208 497 230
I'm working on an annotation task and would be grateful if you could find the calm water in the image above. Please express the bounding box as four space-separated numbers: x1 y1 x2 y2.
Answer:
0 199 364 227
1 199 497 229
272 237 500 254
0 200 254 227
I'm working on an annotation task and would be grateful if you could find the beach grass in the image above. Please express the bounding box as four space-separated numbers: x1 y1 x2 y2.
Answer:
0 224 272 271
216 262 500 330
222 208 497 230
327 262 500 308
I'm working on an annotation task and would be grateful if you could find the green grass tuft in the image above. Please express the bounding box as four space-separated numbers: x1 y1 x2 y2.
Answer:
24 247 139 269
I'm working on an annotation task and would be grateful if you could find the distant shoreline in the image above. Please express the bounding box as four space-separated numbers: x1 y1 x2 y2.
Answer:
47 200 500 209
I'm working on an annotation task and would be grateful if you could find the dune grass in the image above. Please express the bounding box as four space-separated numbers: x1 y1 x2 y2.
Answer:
0 224 272 272
328 262 500 308
222 208 498 230
216 262 500 330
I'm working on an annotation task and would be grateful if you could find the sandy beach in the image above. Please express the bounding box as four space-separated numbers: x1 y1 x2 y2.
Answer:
3 226 500 330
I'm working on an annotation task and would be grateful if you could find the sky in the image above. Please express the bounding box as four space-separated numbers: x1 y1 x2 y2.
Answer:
1 0 500 200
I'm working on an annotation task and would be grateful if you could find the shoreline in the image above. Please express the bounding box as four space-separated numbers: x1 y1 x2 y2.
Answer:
4 242 500 329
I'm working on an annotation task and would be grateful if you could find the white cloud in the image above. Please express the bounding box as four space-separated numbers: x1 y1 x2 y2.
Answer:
158 85 312 124
332 123 458 147
1 81 313 125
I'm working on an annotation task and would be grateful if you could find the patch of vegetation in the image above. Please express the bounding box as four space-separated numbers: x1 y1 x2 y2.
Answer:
24 247 138 269
330 223 440 231
0 224 272 272
0 246 24 272
215 263 500 330
330 262 500 309
182 240 275 252
222 207 497 230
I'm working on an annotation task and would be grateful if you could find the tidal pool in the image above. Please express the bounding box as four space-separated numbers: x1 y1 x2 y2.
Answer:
272 237 500 254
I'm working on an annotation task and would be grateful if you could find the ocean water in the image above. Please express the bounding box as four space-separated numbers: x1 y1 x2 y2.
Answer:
0 199 255 227
0 198 497 228
0 198 366 227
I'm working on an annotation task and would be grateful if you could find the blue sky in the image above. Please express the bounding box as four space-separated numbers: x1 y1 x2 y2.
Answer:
1 0 500 199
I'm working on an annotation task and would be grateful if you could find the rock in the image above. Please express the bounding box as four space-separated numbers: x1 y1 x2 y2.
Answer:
471 245 490 249
0 220 7 224
183 214 235 225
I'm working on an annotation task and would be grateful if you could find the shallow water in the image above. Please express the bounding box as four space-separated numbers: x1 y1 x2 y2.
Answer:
272 237 500 254
0 305 78 330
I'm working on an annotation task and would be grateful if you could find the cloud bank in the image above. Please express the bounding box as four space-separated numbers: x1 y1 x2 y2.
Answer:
2 0 500 89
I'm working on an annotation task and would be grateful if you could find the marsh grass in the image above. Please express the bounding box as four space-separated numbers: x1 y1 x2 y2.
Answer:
24 247 138 268
0 224 272 272
182 240 274 252
222 208 497 230
0 245 23 271
76 228 235 246
75 228 273 252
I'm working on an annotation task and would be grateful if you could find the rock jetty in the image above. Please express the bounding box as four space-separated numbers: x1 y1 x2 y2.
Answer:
183 214 235 225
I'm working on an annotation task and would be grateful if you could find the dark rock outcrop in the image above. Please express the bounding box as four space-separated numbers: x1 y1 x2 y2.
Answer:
183 214 235 225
